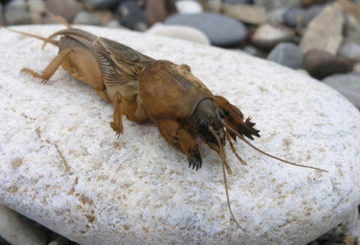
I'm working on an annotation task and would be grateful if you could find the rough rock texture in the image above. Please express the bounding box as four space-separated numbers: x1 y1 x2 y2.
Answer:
300 2 344 55
0 25 360 245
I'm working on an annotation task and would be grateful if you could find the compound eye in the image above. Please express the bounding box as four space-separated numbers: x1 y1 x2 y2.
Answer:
199 120 208 129
219 109 225 118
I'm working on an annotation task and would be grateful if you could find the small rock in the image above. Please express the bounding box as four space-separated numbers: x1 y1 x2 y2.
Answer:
28 0 45 24
303 4 324 26
0 205 46 245
304 49 350 79
198 0 221 12
88 0 122 10
165 13 247 46
338 41 360 62
254 0 300 11
300 2 344 56
222 3 266 25
283 7 306 28
117 0 147 31
251 24 295 49
354 62 360 72
106 19 123 28
223 0 252 3
73 11 102 25
146 23 210 45
302 0 327 7
45 0 80 23
322 73 360 108
146 0 177 26
4 0 32 25
266 8 286 25
176 0 203 13
341 0 360 43
242 45 259 56
267 42 304 69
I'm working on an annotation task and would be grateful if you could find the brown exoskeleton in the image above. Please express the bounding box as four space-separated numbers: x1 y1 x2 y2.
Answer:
5 13 327 230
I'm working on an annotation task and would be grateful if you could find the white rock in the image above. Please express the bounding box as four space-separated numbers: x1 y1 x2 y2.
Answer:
175 0 203 14
146 23 210 45
0 205 46 245
252 24 295 48
0 25 360 245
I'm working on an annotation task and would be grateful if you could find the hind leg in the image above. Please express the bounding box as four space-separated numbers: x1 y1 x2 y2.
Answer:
111 93 148 136
21 48 72 83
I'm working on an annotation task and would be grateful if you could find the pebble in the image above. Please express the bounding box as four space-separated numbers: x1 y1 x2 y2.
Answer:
302 0 327 7
254 0 300 11
322 72 360 108
117 0 147 31
338 41 360 62
73 11 102 25
304 49 350 79
222 3 266 25
4 0 32 25
89 0 122 10
251 24 295 49
28 0 45 24
266 8 286 25
283 7 306 28
146 0 177 26
198 0 222 12
222 0 252 3
2 25 360 245
344 14 360 43
45 0 80 23
176 0 203 13
164 13 247 46
267 42 304 69
146 23 210 45
0 205 46 245
300 2 344 56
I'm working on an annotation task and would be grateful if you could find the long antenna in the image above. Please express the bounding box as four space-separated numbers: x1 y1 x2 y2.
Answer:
225 124 328 172
211 129 245 231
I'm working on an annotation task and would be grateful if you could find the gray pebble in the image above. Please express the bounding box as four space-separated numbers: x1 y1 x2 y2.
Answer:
339 41 360 62
283 7 306 28
45 0 80 23
267 42 304 69
4 0 32 25
266 8 286 25
254 0 300 11
90 0 122 10
165 13 247 46
117 0 147 31
0 205 46 245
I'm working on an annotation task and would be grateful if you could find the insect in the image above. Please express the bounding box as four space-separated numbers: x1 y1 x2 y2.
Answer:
5 12 327 231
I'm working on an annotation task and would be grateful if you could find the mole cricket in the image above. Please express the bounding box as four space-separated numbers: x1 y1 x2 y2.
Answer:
5 12 327 230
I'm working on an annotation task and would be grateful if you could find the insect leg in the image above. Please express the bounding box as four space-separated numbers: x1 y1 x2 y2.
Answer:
158 120 202 170
21 48 73 83
111 92 124 137
215 95 260 140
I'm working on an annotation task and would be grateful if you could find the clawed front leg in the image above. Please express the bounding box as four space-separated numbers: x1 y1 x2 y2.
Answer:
158 120 202 170
215 95 260 140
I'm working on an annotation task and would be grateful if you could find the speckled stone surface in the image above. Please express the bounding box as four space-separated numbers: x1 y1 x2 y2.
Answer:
0 25 360 245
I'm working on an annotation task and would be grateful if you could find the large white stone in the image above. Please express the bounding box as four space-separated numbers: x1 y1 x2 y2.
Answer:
0 25 360 245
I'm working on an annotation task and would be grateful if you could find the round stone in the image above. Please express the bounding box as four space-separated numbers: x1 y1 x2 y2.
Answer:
0 25 360 245
267 42 304 69
164 13 247 46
